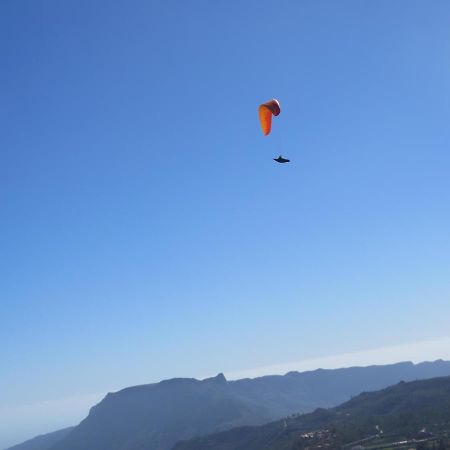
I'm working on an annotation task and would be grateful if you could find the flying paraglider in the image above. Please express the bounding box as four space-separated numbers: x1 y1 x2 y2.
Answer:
258 99 281 136
258 98 291 162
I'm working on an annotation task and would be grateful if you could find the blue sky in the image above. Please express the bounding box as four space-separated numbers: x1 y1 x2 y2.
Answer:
1 0 450 447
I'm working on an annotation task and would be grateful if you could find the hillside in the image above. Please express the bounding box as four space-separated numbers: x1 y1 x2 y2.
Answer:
174 376 450 450
7 360 450 450
5 428 74 450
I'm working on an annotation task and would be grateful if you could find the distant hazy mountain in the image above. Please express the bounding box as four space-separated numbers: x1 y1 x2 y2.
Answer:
8 360 450 450
49 373 268 450
174 375 450 450
5 428 74 450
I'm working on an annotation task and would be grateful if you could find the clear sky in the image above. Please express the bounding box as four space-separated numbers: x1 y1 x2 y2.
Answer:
1 0 450 448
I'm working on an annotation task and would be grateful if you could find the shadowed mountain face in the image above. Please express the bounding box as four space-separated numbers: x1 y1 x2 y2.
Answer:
174 376 450 450
50 373 267 450
228 359 450 416
8 360 450 450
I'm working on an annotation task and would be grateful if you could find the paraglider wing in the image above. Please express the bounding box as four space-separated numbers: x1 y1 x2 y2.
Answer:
258 99 281 135
274 155 290 163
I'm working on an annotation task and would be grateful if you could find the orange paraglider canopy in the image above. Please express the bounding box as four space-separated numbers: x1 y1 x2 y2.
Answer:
258 99 281 135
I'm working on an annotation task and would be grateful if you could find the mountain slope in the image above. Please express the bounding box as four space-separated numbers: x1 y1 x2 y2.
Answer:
174 376 450 450
50 374 268 450
5 428 74 450
9 360 450 450
228 359 450 416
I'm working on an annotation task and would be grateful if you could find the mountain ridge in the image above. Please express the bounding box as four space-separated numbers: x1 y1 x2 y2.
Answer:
7 360 450 450
174 375 450 450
